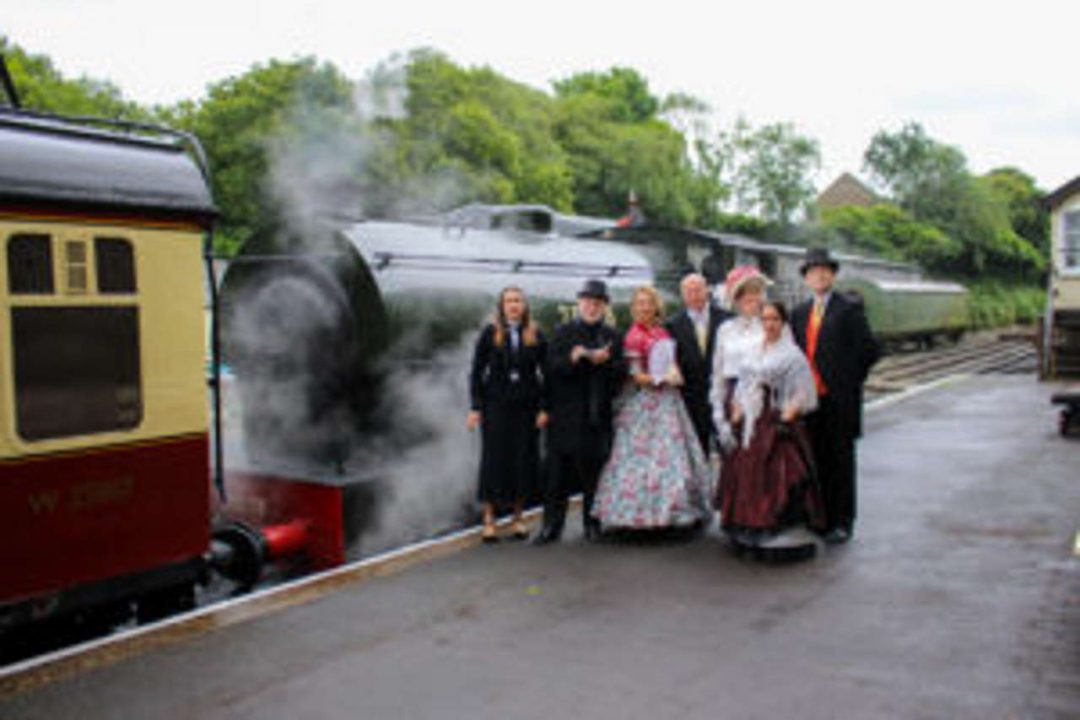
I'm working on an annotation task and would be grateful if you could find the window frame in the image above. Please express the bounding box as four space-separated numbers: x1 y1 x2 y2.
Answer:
1062 209 1080 275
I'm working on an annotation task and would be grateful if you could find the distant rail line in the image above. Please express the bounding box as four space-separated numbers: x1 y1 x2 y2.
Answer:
867 332 1037 398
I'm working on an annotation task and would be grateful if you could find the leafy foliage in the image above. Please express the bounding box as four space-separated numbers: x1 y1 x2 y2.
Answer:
2 36 148 120
1 34 1053 308
165 57 354 253
719 118 821 226
821 204 961 273
863 122 1045 279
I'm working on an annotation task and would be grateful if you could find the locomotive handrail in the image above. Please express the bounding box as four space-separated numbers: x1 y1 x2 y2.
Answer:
367 251 653 278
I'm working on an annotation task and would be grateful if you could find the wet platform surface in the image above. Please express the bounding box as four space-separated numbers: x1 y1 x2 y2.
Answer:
4 374 1078 719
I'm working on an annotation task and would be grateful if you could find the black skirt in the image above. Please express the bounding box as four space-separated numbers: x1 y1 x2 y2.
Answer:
478 399 539 506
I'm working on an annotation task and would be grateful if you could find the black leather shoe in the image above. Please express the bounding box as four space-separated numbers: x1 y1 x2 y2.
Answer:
823 527 851 545
583 521 602 543
532 525 562 546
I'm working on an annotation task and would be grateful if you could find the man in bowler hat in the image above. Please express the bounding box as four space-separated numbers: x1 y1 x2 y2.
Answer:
791 248 880 544
534 279 625 544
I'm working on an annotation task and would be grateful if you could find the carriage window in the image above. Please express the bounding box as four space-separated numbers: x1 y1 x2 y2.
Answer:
1064 211 1080 270
95 237 137 293
12 306 142 440
7 234 54 294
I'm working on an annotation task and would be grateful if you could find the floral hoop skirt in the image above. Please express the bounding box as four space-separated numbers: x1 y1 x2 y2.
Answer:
592 386 712 528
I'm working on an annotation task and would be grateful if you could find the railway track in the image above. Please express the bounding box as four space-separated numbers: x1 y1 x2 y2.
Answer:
866 333 1037 397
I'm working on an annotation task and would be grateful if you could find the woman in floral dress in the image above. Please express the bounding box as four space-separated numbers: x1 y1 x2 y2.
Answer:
591 286 712 531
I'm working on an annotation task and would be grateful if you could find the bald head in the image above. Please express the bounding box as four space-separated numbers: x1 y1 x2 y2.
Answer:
680 273 709 312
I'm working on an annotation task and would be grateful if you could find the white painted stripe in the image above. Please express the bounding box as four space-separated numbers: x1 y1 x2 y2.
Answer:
865 374 972 412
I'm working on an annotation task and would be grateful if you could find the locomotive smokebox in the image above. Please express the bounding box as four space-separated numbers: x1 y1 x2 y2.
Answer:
220 231 388 471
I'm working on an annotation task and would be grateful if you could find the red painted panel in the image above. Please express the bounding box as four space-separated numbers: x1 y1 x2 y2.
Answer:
0 435 210 603
219 472 345 570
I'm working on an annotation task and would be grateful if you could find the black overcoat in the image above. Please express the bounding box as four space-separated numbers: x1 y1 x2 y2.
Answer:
545 319 625 456
469 324 547 504
791 291 881 438
666 303 730 448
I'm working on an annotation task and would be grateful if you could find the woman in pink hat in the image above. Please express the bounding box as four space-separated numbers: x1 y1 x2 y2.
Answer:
709 265 770 454
711 267 824 554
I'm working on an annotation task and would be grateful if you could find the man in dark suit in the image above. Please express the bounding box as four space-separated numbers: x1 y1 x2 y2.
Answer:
791 248 881 544
534 279 625 545
666 272 730 454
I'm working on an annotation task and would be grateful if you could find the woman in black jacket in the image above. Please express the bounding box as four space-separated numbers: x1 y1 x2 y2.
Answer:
467 287 548 541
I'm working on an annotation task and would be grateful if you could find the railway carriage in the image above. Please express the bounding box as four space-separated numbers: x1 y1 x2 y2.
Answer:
0 109 220 652
592 224 967 345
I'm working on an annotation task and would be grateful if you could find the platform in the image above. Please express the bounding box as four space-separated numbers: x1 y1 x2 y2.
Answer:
3 374 1078 719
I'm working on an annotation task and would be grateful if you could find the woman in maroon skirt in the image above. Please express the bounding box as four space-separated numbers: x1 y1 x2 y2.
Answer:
715 300 825 551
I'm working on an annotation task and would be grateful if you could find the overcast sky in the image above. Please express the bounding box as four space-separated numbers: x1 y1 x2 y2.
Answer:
7 0 1079 193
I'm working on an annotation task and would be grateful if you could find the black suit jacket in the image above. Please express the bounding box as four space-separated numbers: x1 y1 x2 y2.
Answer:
545 319 625 455
792 291 881 438
666 303 729 443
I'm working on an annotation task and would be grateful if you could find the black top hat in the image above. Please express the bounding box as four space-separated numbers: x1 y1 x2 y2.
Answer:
577 278 610 302
800 247 840 276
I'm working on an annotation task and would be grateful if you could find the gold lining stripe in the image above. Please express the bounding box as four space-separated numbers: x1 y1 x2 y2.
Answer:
0 432 208 465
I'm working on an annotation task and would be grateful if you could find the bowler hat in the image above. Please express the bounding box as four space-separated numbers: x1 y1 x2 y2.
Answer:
800 247 840 276
577 278 610 302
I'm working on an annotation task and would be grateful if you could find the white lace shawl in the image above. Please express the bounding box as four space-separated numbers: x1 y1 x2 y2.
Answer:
733 328 818 446
709 315 764 435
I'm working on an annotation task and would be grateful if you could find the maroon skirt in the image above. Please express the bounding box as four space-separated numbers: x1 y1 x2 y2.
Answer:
715 398 824 533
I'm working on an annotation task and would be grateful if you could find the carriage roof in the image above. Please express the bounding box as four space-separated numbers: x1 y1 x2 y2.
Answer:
0 109 216 224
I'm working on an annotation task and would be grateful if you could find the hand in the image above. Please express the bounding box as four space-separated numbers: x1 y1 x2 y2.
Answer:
571 345 589 363
535 411 549 429
717 422 737 453
781 403 799 423
589 345 612 364
633 372 653 387
466 411 481 431
664 366 684 387
730 402 743 425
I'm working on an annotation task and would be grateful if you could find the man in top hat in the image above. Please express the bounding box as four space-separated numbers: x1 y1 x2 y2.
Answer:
534 279 625 544
791 248 880 544
666 272 731 454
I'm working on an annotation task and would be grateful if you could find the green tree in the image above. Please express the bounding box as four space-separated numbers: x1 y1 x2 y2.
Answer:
863 122 967 213
553 67 659 123
398 50 574 210
551 69 726 226
166 57 354 253
820 204 961 273
863 122 1044 278
982 167 1049 256
2 37 148 120
721 118 821 225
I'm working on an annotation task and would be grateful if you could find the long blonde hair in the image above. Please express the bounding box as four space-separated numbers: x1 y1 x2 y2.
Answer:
631 285 665 326
492 286 538 347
